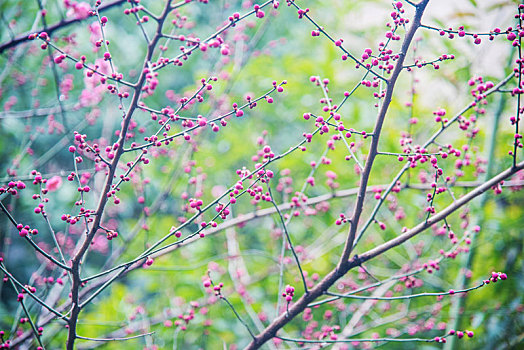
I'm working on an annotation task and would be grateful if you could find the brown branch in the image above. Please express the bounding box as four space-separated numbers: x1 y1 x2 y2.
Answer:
144 180 523 259
0 0 126 54
65 2 173 349
245 260 355 349
358 160 524 263
244 1 431 348
338 0 430 266
241 158 523 350
9 167 521 348
351 70 515 248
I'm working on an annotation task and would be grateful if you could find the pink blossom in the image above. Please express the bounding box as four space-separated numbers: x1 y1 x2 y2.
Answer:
325 170 337 179
46 176 63 192
91 234 108 254
88 22 102 51
70 2 91 20
80 59 114 107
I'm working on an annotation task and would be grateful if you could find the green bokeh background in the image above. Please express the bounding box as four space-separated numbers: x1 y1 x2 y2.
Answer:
0 0 522 349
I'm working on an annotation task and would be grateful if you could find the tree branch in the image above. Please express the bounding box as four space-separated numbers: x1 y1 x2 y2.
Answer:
338 0 430 266
358 160 524 264
65 2 173 349
0 0 127 54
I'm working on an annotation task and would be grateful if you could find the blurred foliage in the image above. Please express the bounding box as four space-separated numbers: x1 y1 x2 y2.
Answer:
0 0 523 349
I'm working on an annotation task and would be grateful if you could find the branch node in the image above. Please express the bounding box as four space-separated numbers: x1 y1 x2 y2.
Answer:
352 254 363 266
